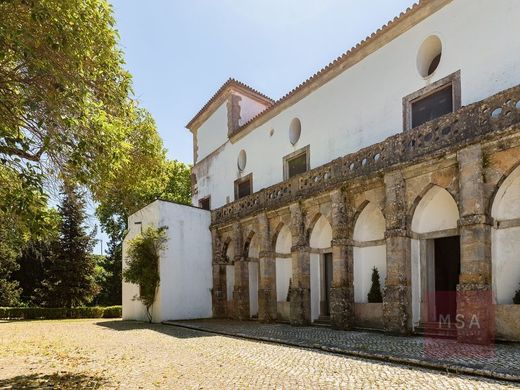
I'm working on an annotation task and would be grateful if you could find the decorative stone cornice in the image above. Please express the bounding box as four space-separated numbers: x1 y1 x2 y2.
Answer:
212 85 520 228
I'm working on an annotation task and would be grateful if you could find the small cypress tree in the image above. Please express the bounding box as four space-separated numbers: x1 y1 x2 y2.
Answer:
514 284 520 304
40 183 99 308
367 267 383 303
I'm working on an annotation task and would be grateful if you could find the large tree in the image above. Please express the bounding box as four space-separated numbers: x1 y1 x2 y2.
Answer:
39 184 98 308
0 165 56 306
0 0 132 185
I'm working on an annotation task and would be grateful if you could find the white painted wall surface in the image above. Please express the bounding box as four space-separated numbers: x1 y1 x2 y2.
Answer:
353 246 387 303
276 258 292 302
411 239 421 325
492 165 520 304
193 0 520 209
123 202 160 322
310 254 320 321
353 204 387 304
122 201 212 323
249 262 259 317
196 102 228 162
492 228 520 304
412 186 459 234
226 265 235 301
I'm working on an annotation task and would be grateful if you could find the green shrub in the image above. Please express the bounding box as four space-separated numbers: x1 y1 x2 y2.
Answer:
0 306 122 319
514 285 520 304
103 306 122 318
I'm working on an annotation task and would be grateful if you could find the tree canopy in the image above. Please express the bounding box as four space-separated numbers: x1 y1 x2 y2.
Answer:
0 0 132 185
0 0 192 307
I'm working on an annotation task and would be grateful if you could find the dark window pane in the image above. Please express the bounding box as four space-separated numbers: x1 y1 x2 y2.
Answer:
288 153 308 178
237 179 251 199
199 197 210 210
411 85 453 128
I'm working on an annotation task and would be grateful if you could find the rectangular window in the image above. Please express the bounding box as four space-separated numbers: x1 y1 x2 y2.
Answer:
411 85 453 128
199 196 211 210
284 145 310 180
403 71 461 131
234 174 253 200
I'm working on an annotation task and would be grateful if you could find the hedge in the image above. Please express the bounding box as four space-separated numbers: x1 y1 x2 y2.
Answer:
0 306 122 320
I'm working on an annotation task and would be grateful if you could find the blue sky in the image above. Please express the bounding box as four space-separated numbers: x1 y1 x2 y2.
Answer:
92 0 416 253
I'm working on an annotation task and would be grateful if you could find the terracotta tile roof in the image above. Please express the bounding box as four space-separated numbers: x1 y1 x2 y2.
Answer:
186 78 274 130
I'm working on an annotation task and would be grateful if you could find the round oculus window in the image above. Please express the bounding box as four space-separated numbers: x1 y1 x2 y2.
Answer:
237 149 247 171
289 118 302 145
417 35 442 78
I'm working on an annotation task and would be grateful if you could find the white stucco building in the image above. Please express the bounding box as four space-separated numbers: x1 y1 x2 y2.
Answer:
123 0 520 342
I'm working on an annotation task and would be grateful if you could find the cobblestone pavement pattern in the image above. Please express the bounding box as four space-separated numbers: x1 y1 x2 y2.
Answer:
0 319 518 389
169 320 520 380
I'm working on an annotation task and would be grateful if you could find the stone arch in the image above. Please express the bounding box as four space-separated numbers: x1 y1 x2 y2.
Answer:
491 164 520 304
274 223 292 320
352 202 387 304
411 185 460 234
309 214 333 249
308 214 333 321
410 185 460 325
353 202 386 242
242 229 260 318
486 161 520 218
408 183 459 232
243 230 259 259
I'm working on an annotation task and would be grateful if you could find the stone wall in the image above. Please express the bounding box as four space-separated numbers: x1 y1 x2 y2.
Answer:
209 86 520 343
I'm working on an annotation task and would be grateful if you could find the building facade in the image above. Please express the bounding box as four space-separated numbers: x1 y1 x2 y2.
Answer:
185 0 520 342
121 0 520 342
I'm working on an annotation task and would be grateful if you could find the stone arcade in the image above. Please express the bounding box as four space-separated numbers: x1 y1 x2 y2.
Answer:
123 0 520 343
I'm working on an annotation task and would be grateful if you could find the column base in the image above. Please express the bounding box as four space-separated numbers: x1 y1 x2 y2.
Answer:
456 283 494 345
290 287 311 326
383 284 412 335
258 288 277 323
232 287 250 321
330 286 354 330
212 288 227 318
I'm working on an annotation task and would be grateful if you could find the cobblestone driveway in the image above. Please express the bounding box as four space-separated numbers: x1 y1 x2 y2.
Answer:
166 319 520 382
0 319 518 389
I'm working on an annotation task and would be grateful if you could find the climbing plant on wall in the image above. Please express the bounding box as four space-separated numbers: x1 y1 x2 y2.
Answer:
123 227 167 322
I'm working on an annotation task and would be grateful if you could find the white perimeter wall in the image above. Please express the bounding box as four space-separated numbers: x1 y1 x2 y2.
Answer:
122 201 212 322
193 0 520 209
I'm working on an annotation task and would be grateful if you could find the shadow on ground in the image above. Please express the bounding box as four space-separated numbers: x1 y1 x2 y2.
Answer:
0 373 111 389
95 319 215 340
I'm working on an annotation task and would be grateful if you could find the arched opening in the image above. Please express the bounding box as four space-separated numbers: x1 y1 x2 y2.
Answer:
309 215 333 321
245 233 260 318
275 225 292 321
411 185 460 326
492 165 520 304
353 203 387 305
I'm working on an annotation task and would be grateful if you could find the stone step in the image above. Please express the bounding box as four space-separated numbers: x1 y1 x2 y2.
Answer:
313 316 331 327
414 322 458 339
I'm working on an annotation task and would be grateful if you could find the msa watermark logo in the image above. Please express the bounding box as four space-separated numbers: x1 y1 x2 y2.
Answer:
423 290 496 358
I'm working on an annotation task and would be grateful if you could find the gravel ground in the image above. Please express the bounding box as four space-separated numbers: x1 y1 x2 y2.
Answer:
0 319 518 389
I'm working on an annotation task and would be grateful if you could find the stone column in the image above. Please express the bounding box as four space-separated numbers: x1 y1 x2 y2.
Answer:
329 189 355 330
211 228 227 318
257 213 277 322
289 202 311 325
457 144 493 344
232 223 250 320
383 171 412 335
